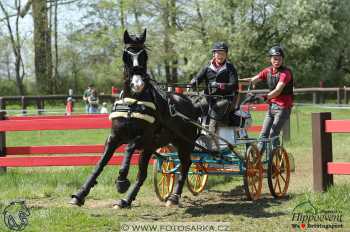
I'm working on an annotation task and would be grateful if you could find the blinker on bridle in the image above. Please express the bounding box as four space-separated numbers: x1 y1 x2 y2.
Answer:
124 44 145 55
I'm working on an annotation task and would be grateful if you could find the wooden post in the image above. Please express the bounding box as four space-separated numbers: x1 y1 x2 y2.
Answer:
344 86 348 104
312 112 333 192
41 98 45 114
319 93 324 104
336 88 341 105
312 92 318 104
37 97 45 115
21 96 27 115
0 111 6 173
0 97 6 112
282 118 290 142
319 81 325 104
37 97 44 115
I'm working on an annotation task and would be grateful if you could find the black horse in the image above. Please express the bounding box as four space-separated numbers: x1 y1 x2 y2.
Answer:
70 29 200 208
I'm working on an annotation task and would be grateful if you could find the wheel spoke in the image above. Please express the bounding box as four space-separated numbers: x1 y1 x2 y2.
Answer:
189 175 195 182
249 178 254 192
195 175 200 189
197 175 202 185
253 180 258 193
166 175 171 190
273 176 278 191
169 175 174 192
279 173 287 184
158 181 163 195
163 175 168 194
277 176 282 193
279 156 284 168
274 155 279 167
159 175 165 186
165 162 170 170
161 177 165 195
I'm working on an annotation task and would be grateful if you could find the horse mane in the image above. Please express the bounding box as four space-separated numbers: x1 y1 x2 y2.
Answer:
147 82 200 123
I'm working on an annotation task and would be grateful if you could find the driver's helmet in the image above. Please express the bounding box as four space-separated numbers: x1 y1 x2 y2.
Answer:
212 42 228 53
268 46 284 57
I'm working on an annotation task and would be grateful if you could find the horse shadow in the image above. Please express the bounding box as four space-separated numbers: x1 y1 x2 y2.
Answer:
184 186 292 218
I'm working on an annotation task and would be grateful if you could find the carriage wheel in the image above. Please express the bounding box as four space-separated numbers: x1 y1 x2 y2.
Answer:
267 147 290 198
153 158 175 202
186 162 208 196
243 145 263 201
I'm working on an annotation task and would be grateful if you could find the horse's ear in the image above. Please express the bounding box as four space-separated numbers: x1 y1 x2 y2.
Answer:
140 28 146 44
124 30 132 44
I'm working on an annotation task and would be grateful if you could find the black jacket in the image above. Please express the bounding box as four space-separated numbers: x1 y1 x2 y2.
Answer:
191 61 238 96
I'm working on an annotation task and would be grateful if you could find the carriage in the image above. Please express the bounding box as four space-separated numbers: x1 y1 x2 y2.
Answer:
152 91 291 202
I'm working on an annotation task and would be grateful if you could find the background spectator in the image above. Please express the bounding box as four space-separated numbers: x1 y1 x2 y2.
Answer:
88 89 99 114
65 97 74 116
83 84 93 113
100 102 109 114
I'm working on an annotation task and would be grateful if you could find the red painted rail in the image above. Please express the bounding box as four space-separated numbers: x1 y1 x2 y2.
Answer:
6 144 131 155
328 162 350 175
325 120 350 133
0 118 110 131
1 114 262 133
7 114 108 120
0 155 145 167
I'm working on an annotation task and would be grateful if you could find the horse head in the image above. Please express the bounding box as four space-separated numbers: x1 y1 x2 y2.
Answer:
122 29 149 96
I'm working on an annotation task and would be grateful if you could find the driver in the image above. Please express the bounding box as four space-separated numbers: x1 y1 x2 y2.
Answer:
190 42 239 149
241 45 293 152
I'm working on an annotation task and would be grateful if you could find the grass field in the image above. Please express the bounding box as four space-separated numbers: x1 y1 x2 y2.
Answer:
0 105 349 232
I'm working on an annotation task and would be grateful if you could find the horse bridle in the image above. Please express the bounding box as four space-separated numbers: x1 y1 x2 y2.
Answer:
124 44 145 56
124 48 145 57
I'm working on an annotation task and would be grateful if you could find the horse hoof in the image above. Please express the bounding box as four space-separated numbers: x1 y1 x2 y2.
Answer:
69 196 84 207
116 179 131 193
165 194 180 207
165 200 178 207
113 199 131 209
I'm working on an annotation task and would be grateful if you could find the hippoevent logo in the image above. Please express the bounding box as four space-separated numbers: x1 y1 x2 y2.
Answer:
2 200 31 231
291 199 343 231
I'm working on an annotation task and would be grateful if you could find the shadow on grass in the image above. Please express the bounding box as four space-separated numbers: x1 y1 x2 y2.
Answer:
184 185 292 218
205 175 241 189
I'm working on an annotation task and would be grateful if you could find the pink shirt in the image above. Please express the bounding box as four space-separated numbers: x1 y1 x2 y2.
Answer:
258 67 293 108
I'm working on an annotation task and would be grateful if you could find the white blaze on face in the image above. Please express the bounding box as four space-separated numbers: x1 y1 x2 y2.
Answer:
131 75 145 93
126 49 144 67
132 54 139 67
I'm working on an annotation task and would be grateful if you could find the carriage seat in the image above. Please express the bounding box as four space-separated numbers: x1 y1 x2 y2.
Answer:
215 109 252 147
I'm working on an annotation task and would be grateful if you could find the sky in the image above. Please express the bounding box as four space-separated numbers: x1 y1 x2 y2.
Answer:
0 0 86 80
0 0 85 38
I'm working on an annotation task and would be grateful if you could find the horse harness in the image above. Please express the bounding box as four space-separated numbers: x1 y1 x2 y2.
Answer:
109 97 157 124
109 89 233 160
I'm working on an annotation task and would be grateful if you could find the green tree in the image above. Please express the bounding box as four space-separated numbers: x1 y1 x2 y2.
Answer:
0 0 26 95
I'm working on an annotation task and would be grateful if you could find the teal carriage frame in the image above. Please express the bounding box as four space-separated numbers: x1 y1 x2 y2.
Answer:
152 98 291 202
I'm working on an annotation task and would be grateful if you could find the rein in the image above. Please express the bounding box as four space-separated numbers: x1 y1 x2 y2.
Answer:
147 80 240 161
166 106 244 161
